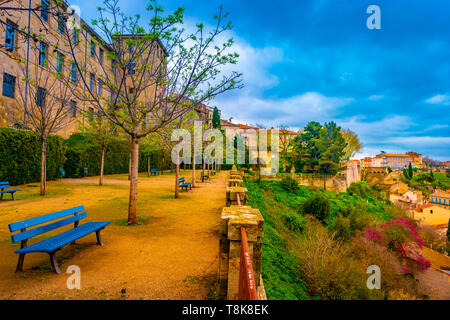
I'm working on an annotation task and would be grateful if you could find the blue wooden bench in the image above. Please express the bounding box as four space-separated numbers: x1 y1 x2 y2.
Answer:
178 177 193 191
150 168 160 176
0 182 20 201
201 172 209 181
8 206 110 274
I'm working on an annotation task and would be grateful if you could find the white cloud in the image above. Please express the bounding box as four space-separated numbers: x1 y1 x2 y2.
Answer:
214 91 354 129
368 94 384 101
425 94 450 105
385 136 450 146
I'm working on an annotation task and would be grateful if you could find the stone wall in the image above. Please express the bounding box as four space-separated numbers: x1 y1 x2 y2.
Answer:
218 169 266 300
296 174 349 193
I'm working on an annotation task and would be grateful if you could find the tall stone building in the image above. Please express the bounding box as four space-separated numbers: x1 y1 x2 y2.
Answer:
0 0 169 138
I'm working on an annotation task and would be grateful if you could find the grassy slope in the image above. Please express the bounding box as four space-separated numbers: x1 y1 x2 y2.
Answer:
245 179 398 300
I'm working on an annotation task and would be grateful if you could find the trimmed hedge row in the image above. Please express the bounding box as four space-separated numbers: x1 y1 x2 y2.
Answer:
0 128 238 185
0 128 66 185
64 133 169 178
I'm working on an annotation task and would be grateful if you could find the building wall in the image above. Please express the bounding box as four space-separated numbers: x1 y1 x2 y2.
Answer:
414 206 450 227
0 0 166 138
0 0 115 138
429 193 450 209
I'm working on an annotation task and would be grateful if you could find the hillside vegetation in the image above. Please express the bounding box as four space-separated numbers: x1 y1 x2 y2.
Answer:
246 178 427 300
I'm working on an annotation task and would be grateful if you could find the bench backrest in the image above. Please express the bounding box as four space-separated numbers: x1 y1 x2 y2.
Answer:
178 178 185 184
0 182 11 189
8 206 87 243
151 169 157 172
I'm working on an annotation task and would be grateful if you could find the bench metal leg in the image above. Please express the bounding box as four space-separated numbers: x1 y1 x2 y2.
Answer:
96 229 103 246
15 254 25 272
49 251 61 275
11 192 15 201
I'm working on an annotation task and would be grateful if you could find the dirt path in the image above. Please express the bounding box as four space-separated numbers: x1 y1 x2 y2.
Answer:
0 170 227 300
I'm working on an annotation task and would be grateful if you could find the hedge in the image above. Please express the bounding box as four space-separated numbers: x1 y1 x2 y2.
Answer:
64 133 169 178
0 128 66 186
0 128 232 185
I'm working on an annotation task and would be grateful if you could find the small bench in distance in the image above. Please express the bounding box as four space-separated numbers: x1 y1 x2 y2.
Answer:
150 168 160 176
178 177 193 191
0 182 20 201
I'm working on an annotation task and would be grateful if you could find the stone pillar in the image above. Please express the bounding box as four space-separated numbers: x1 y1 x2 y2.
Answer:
229 178 243 187
218 205 264 300
226 186 248 206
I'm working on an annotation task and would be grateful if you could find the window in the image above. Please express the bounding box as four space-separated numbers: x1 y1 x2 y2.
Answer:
41 0 49 22
99 48 104 65
90 40 95 57
111 59 117 73
128 61 136 75
89 73 95 91
72 29 79 45
57 15 65 34
36 87 46 108
98 79 102 96
5 21 16 52
71 62 77 82
129 43 135 54
70 100 77 117
56 52 65 75
88 107 94 121
39 42 47 67
2 73 15 98
430 210 433 214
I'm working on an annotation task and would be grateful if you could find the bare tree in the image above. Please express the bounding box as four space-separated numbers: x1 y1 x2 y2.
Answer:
7 40 74 195
53 0 242 224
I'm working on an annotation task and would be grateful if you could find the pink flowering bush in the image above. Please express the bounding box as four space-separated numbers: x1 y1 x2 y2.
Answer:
365 217 430 272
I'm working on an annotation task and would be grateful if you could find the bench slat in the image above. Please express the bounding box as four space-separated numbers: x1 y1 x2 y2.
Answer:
15 221 110 254
0 189 19 194
8 206 86 232
11 212 87 243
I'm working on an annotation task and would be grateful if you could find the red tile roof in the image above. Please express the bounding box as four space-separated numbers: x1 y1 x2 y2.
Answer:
416 204 434 212
237 124 258 130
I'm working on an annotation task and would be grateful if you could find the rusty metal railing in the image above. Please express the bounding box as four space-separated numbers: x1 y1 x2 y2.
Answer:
238 226 258 300
236 188 257 300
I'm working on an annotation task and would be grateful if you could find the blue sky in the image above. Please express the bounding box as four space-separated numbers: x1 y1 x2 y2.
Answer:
71 0 450 161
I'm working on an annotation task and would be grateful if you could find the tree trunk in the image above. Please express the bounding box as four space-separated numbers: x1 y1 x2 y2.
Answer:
128 137 132 181
175 156 180 199
202 160 205 182
99 143 105 186
192 155 196 188
147 155 150 177
40 136 47 196
323 173 327 190
127 136 140 225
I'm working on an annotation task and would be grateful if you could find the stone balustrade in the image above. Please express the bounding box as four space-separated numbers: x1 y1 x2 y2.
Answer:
218 169 266 300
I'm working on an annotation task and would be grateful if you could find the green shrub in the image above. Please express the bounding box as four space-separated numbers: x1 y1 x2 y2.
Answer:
331 215 352 240
281 176 299 192
64 133 166 178
64 133 130 177
303 192 331 222
282 212 306 232
0 128 65 185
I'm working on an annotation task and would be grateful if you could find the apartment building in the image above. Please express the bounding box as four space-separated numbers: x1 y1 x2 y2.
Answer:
0 0 168 138
376 153 416 169
179 97 218 128
429 189 450 210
